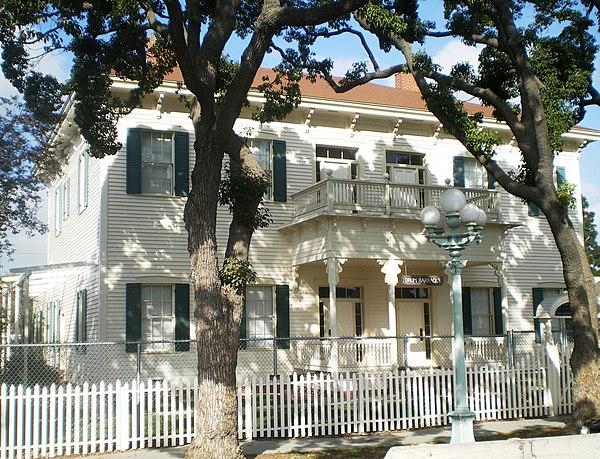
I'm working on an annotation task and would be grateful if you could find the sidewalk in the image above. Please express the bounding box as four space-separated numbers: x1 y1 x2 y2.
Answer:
74 416 571 458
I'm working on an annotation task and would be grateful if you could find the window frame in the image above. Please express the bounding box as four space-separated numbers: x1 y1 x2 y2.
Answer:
142 284 175 352
140 130 176 196
78 147 89 213
315 145 359 182
245 284 275 345
247 138 274 200
54 185 63 236
385 150 427 185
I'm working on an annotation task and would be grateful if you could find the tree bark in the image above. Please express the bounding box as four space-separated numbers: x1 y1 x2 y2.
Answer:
545 205 600 424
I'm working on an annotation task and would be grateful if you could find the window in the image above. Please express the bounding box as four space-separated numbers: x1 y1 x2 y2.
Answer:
240 284 290 348
462 287 503 335
142 284 174 351
248 139 272 199
141 131 174 195
125 283 190 353
45 300 61 343
395 287 430 299
126 128 189 197
453 156 490 189
316 145 358 181
63 179 70 220
75 289 87 343
245 285 274 343
386 151 426 185
78 147 89 212
54 187 62 235
470 288 494 335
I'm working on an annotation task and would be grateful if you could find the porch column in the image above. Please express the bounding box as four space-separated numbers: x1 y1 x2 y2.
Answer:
378 259 403 367
325 257 346 373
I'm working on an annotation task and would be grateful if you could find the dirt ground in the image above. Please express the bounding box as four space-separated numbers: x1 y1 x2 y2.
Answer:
245 423 575 459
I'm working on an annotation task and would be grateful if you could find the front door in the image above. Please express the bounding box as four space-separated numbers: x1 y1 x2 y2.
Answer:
397 301 432 366
320 299 361 337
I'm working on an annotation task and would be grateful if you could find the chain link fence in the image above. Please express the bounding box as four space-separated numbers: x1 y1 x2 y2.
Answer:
0 331 570 387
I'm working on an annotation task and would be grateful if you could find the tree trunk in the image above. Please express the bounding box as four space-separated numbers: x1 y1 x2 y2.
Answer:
182 124 245 459
546 206 600 425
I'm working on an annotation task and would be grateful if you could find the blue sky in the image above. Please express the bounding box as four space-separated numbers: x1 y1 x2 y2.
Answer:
2 4 600 269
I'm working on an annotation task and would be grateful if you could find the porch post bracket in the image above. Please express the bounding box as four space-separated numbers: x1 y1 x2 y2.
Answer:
378 259 404 287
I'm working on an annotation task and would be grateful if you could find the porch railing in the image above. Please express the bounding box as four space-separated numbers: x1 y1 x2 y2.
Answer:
291 179 500 221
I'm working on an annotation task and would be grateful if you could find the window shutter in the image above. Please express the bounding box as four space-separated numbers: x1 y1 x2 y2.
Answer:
174 131 190 197
487 170 496 190
125 283 142 353
532 287 544 339
556 166 566 187
272 140 287 202
453 157 465 188
239 291 247 350
528 202 542 217
126 129 142 194
462 286 472 336
174 283 190 352
275 284 290 349
80 289 87 342
493 287 503 335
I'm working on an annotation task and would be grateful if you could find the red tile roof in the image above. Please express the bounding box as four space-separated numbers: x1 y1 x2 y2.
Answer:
163 67 494 117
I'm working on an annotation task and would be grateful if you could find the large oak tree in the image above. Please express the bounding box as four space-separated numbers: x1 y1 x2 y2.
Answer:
0 1 370 458
277 0 600 424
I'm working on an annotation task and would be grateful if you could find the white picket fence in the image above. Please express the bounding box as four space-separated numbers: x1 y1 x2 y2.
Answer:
1 357 572 459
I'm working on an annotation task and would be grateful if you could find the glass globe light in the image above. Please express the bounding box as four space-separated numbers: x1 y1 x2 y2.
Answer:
436 212 447 230
459 203 480 224
476 208 487 226
440 188 467 213
420 206 440 226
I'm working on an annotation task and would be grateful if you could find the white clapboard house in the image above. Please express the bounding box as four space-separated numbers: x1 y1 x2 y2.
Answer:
2 69 599 382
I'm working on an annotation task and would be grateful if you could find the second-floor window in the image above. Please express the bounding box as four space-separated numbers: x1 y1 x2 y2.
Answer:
126 128 189 197
248 139 273 199
386 151 426 185
78 147 89 212
141 131 174 195
454 156 489 189
316 145 358 181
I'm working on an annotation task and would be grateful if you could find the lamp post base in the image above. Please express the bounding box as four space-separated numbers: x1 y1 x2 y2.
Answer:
449 409 476 443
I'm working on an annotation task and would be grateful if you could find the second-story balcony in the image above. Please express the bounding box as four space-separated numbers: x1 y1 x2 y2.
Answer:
291 178 500 222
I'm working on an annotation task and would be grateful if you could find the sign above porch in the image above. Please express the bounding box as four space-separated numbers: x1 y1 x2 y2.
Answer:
402 275 443 286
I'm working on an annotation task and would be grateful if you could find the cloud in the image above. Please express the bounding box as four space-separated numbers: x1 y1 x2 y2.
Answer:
431 39 482 74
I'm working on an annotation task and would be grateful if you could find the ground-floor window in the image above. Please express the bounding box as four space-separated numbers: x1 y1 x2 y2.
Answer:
463 287 503 335
142 284 174 351
245 285 275 343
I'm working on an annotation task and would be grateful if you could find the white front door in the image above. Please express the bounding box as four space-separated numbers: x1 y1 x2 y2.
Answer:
397 301 431 366
320 299 358 337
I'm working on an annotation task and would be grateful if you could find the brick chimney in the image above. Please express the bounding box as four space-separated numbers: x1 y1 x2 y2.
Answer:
395 73 419 92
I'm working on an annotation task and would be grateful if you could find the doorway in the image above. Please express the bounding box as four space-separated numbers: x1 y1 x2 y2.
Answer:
396 300 432 366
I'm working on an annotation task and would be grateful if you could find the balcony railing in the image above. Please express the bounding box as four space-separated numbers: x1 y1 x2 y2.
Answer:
291 179 500 221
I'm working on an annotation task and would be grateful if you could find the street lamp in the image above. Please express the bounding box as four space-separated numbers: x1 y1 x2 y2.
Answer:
419 179 487 443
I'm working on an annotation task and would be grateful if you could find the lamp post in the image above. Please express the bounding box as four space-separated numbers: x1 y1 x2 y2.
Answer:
419 179 487 443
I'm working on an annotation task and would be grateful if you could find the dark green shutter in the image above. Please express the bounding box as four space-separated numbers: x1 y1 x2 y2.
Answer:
556 166 566 187
80 289 87 342
462 286 472 336
533 288 544 339
239 290 247 349
174 131 189 197
528 202 542 217
487 170 496 190
493 287 503 335
272 140 287 202
453 157 465 188
275 284 290 349
126 129 142 194
174 283 190 351
125 283 142 353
